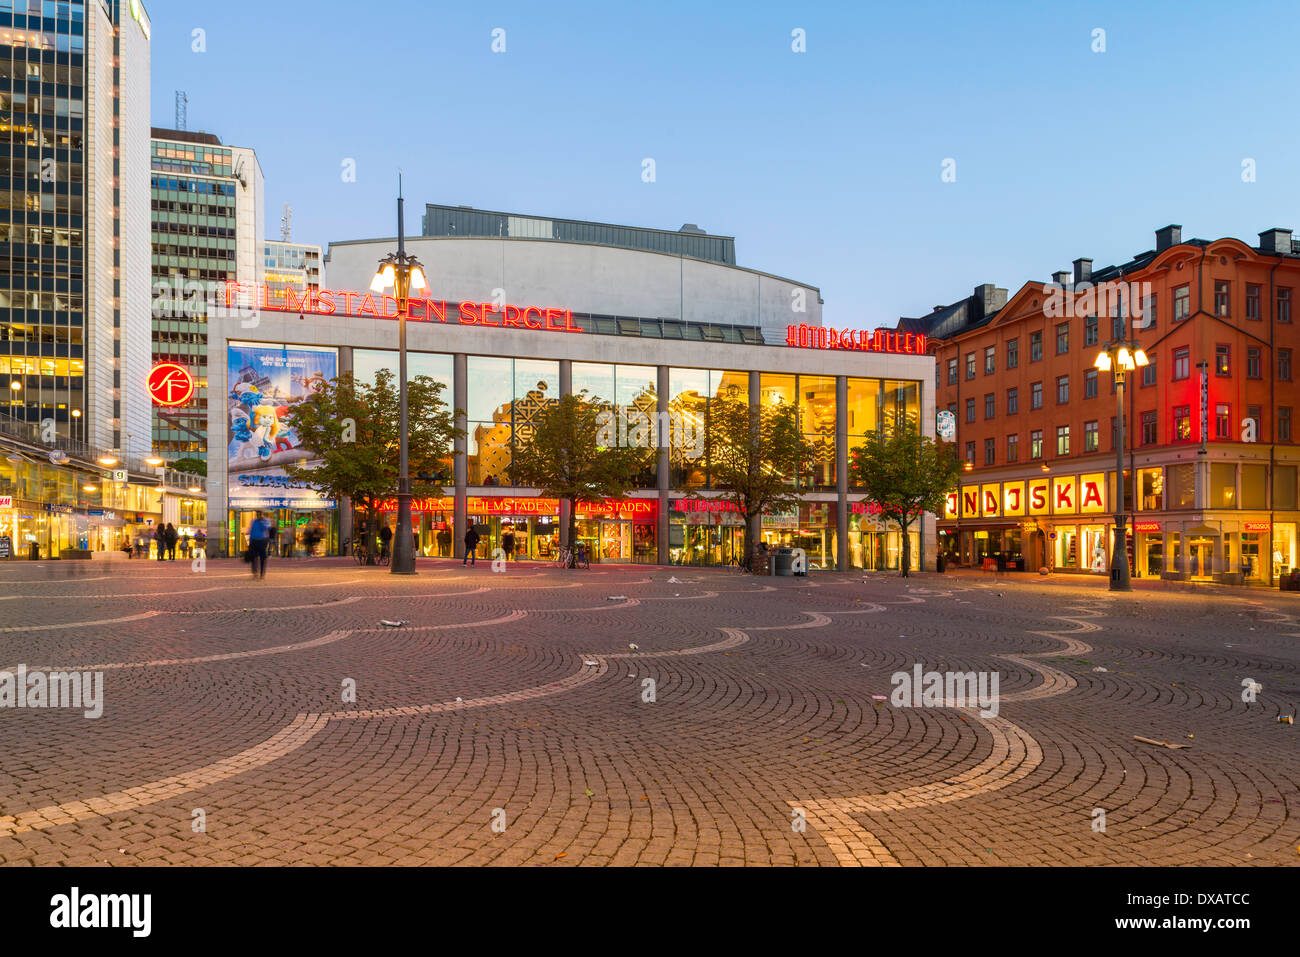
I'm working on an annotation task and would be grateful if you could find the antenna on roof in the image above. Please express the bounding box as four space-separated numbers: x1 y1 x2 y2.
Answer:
174 90 188 130
281 203 292 242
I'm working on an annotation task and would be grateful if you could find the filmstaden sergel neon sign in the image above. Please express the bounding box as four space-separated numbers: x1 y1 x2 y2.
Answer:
787 324 927 356
226 282 583 334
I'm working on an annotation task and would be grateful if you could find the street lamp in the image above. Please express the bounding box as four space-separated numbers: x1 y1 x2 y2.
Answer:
370 184 427 576
1094 339 1149 591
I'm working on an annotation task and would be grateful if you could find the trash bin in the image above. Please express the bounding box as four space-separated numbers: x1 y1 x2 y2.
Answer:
768 553 778 576
774 546 794 576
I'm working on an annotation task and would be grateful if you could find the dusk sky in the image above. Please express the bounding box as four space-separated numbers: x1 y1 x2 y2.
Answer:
149 0 1299 330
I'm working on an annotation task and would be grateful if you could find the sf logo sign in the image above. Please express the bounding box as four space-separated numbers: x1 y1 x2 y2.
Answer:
148 362 195 407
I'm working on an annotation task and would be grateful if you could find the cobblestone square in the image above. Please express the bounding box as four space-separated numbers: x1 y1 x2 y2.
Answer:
0 560 1296 866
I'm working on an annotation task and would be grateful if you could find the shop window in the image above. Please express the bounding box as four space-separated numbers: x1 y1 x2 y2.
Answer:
1211 463 1236 508
1168 463 1195 508
847 377 881 436
1273 466 1298 510
1139 467 1163 510
1241 464 1267 510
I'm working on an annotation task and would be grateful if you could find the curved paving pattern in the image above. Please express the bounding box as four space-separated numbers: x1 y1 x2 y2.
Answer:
0 560 1296 866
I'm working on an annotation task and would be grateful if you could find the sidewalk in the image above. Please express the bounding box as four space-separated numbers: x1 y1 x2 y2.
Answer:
936 566 1293 597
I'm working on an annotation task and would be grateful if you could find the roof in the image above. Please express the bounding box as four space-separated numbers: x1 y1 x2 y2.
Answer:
151 128 223 146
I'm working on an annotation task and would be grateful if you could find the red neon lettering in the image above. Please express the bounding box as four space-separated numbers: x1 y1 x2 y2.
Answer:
1030 486 1047 509
1082 482 1103 508
503 305 522 327
283 287 312 313
458 301 478 324
381 296 399 319
563 309 580 332
522 307 543 329
427 299 447 322
341 291 359 314
963 491 978 514
316 290 336 315
1054 484 1074 510
480 303 499 326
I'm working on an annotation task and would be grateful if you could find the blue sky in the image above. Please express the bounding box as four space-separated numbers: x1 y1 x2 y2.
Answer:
148 0 1299 331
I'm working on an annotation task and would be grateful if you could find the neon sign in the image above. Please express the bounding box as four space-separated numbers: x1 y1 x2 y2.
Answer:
147 362 195 407
786 324 927 356
225 283 584 334
375 496 655 518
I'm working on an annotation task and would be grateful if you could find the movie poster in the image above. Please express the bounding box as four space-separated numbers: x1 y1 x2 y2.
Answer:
226 343 337 507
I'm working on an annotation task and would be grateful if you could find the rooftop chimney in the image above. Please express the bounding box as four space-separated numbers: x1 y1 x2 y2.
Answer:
1051 270 1071 287
973 283 1008 318
1073 258 1093 284
1155 224 1182 252
1259 227 1294 255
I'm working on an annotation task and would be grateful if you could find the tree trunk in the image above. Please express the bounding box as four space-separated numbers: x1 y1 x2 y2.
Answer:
899 519 911 578
741 517 753 572
566 496 578 569
366 507 378 566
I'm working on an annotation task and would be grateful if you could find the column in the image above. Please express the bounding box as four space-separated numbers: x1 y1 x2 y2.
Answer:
558 360 572 548
747 372 761 561
453 353 467 559
836 375 849 572
337 347 353 555
657 364 671 565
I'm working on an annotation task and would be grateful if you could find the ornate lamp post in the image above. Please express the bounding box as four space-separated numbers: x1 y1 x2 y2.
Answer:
1093 339 1148 591
370 188 427 576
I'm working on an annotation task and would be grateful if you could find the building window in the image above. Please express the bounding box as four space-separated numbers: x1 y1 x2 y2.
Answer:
1246 284 1261 319
1056 375 1069 404
1214 280 1231 316
1141 359 1156 387
1084 420 1099 452
1007 388 1018 415
1279 288 1292 323
1007 433 1019 462
1173 284 1191 322
1030 429 1043 459
1056 425 1070 456
1031 381 1043 410
946 358 957 384
982 392 994 419
1173 347 1190 380
1056 322 1070 354
966 353 975 380
984 438 996 465
965 397 976 423
1281 407 1293 442
1085 368 1098 398
1030 331 1042 362
1215 344 1230 376
1006 338 1019 369
965 440 976 463
984 346 996 374
1142 293 1157 330
1247 405 1262 438
1141 410 1157 446
1281 348 1292 381
1085 315 1098 345
1247 347 1262 379
1173 404 1192 441
1215 403 1231 439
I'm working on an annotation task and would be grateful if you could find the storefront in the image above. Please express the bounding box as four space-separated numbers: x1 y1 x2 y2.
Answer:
206 282 936 570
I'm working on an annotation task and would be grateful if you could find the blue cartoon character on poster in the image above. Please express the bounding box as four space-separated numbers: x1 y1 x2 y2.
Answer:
227 344 336 472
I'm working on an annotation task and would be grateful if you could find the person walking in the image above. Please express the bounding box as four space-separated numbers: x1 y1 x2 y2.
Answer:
195 529 207 557
501 528 515 561
463 526 480 566
248 512 272 579
180 533 191 559
164 522 178 561
153 524 165 562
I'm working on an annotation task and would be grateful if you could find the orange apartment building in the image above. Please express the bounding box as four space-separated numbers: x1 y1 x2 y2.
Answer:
899 224 1300 585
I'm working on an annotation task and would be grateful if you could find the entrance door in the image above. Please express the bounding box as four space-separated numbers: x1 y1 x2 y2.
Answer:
1189 539 1214 579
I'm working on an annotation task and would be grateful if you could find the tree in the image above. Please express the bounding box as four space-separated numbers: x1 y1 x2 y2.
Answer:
849 418 961 577
702 386 820 571
169 456 207 477
507 392 646 567
282 370 461 563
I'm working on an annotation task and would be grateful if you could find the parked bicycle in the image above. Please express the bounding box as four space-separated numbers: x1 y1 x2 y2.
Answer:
348 537 390 566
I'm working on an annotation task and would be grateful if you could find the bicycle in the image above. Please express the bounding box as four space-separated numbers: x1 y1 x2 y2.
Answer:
553 544 590 569
350 538 390 566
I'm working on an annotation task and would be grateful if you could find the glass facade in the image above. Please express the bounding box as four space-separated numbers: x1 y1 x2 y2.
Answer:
0 1 87 442
466 357 560 485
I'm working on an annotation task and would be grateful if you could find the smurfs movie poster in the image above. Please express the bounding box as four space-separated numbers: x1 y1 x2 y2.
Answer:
227 343 336 475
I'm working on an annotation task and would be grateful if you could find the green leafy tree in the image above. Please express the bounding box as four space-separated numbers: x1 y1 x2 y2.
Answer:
507 391 646 567
282 370 462 562
703 386 820 571
169 456 207 477
849 418 961 577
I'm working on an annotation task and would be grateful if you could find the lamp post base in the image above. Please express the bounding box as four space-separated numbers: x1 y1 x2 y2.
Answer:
391 490 417 576
1108 516 1131 592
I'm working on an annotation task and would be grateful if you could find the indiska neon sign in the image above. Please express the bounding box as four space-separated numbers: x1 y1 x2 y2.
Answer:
787 324 927 356
225 282 583 334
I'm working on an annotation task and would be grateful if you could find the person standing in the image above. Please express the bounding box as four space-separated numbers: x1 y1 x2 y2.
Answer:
153 524 165 561
180 533 191 559
248 512 272 579
501 528 515 561
463 526 480 566
195 529 207 557
164 522 178 561
378 522 393 560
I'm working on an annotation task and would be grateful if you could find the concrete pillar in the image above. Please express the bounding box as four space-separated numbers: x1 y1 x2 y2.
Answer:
453 353 467 559
657 364 671 565
836 375 849 571
337 347 353 556
748 371 761 560
558 360 572 548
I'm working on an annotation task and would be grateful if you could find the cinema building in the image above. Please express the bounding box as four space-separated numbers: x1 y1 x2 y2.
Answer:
907 224 1300 586
203 205 935 570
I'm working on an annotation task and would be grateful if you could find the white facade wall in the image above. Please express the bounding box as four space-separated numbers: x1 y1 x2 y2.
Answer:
117 0 153 458
231 146 265 286
324 237 821 343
